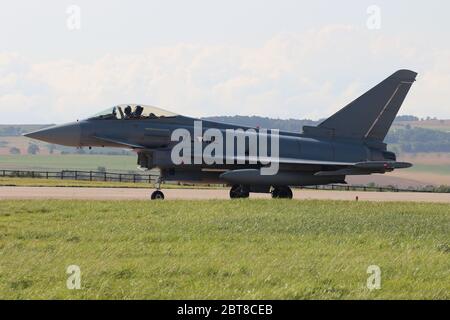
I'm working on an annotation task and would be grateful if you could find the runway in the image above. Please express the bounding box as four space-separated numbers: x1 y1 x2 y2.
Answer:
0 186 449 203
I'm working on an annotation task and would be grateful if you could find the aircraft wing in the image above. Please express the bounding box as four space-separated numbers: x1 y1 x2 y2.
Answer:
202 154 411 168
314 161 412 176
200 154 356 166
202 154 412 174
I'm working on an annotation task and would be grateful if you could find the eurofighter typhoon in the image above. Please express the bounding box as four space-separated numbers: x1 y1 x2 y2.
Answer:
25 70 417 199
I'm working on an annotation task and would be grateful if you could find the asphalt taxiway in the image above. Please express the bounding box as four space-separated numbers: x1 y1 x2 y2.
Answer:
0 186 449 203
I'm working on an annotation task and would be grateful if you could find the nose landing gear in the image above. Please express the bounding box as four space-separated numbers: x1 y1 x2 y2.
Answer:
150 176 165 200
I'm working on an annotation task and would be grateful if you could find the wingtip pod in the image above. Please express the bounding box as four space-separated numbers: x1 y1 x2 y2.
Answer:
354 161 413 170
394 161 413 169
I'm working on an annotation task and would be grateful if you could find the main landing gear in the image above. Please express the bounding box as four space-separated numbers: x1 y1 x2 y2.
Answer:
229 185 293 199
271 186 293 199
229 185 250 199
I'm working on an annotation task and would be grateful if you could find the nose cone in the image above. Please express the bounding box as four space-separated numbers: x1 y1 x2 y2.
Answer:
24 122 81 147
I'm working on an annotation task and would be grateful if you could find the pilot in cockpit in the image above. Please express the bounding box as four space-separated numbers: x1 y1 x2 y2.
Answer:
124 105 132 119
88 104 177 121
133 105 144 119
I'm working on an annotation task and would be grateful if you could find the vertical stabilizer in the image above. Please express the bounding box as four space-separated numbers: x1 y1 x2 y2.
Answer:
316 70 417 141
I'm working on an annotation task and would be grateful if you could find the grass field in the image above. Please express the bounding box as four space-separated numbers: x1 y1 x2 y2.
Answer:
0 154 137 172
0 177 152 188
407 164 450 175
0 200 448 299
0 177 220 189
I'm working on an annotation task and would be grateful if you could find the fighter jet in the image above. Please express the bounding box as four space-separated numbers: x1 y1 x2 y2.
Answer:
25 69 417 200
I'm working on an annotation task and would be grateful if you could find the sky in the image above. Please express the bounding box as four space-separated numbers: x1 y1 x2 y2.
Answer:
1 0 449 123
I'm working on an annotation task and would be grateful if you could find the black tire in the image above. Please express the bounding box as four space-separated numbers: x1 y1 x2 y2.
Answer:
284 187 293 199
271 187 279 198
229 185 250 199
151 190 165 200
271 186 293 199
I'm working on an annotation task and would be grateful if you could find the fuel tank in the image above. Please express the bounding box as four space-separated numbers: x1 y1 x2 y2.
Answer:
220 169 345 186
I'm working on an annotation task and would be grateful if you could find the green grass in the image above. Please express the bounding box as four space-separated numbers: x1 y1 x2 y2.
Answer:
408 164 450 175
0 154 137 172
0 177 152 188
0 200 448 299
0 177 221 189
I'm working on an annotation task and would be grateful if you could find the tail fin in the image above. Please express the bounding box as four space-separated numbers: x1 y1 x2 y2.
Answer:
309 70 417 141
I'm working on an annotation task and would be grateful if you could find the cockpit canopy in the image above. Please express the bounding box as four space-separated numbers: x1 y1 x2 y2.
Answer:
88 104 178 120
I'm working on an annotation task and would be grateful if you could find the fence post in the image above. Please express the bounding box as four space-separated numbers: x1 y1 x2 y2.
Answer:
89 171 92 181
119 174 122 182
104 172 107 182
75 171 78 180
61 171 64 180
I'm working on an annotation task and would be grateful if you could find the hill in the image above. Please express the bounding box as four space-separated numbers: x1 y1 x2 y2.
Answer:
0 124 132 156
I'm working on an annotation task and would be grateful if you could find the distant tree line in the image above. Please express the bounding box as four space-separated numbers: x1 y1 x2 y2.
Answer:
203 116 320 132
0 126 24 136
204 115 444 132
385 127 450 153
9 147 20 154
27 143 40 155
204 115 450 153
394 115 419 122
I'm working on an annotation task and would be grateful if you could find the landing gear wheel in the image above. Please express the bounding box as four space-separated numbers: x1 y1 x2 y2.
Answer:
151 190 165 200
271 186 293 199
229 185 250 199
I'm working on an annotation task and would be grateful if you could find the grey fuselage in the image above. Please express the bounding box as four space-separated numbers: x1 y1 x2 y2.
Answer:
56 115 393 186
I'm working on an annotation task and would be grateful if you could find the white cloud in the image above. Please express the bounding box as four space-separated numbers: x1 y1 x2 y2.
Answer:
0 25 449 124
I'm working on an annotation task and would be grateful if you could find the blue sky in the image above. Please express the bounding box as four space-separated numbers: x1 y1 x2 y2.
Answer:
1 0 449 123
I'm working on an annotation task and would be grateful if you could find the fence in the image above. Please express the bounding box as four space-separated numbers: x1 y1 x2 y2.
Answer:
0 169 448 193
301 184 443 193
0 169 158 184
